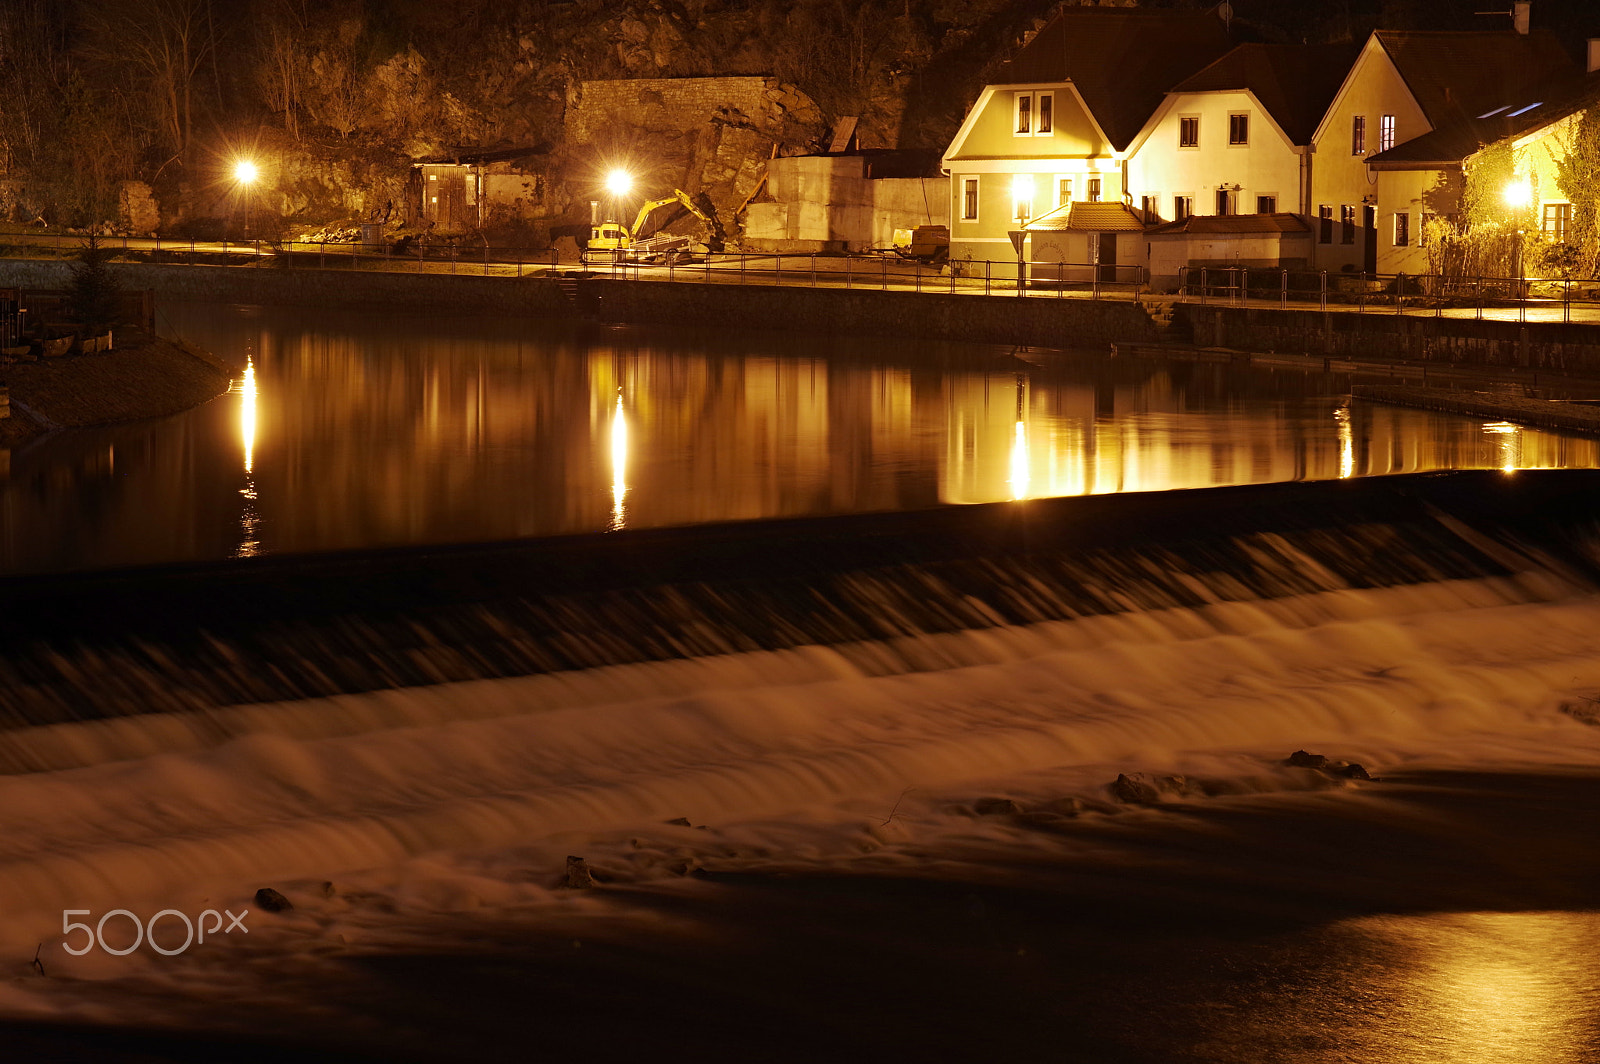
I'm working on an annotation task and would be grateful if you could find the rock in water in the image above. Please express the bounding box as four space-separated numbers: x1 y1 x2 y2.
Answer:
565 856 597 889
1287 750 1329 769
1110 773 1162 805
255 887 293 913
974 797 1021 815
1339 762 1372 780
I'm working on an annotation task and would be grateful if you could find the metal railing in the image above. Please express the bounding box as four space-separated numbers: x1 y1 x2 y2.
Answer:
0 232 1151 302
1176 266 1592 322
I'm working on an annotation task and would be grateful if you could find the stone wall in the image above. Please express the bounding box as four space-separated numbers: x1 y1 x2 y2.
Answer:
1190 305 1600 373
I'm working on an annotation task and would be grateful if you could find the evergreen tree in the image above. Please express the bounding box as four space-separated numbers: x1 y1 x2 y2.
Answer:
68 231 122 332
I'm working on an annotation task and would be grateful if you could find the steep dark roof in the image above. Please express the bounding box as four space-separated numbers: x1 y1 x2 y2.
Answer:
1146 213 1311 236
1367 67 1600 170
993 8 1233 151
1374 30 1576 129
1170 43 1360 145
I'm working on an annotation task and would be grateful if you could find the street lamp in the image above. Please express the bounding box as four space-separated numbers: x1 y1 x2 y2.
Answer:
605 168 633 223
234 159 259 239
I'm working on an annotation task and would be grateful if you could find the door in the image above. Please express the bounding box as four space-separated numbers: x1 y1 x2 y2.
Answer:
1362 205 1377 273
1097 232 1118 283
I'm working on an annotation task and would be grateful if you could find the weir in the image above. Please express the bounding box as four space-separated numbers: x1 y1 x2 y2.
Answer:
1 469 1596 731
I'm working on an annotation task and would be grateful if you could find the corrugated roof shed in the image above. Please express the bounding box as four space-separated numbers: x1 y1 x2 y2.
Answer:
1145 214 1311 236
993 9 1233 152
1026 201 1147 232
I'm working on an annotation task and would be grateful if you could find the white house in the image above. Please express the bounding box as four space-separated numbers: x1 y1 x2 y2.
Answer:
1125 44 1356 227
940 7 1232 280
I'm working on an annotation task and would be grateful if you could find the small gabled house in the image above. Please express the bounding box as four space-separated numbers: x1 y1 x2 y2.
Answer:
1125 44 1356 227
941 7 1231 280
1310 24 1576 274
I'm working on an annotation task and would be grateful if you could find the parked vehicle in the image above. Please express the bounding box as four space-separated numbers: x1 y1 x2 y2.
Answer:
584 189 718 265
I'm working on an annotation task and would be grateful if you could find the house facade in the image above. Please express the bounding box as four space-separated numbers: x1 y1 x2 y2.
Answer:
1126 45 1355 229
1311 27 1575 274
941 8 1231 280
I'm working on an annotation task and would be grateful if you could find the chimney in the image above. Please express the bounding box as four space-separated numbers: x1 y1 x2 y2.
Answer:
1513 1 1530 34
1589 37 1600 73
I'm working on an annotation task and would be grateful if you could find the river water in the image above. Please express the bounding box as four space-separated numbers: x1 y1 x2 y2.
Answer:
0 300 1596 574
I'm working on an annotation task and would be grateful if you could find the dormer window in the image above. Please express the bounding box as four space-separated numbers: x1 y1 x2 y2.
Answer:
1014 92 1054 136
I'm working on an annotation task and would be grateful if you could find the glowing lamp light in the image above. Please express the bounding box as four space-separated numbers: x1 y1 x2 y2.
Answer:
1012 173 1032 222
605 169 633 197
234 159 259 185
1503 178 1532 209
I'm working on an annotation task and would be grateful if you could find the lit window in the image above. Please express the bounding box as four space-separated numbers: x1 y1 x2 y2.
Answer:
1058 177 1072 205
1087 178 1101 203
1037 93 1053 135
1351 116 1365 155
1179 116 1199 148
1379 114 1395 152
1229 113 1249 145
1393 212 1410 247
962 177 979 220
1544 202 1571 242
1256 195 1276 214
1015 93 1032 134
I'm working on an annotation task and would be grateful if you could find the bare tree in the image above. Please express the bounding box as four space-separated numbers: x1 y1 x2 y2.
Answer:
81 0 214 172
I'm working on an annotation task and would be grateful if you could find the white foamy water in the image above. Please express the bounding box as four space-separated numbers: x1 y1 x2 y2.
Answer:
0 570 1597 997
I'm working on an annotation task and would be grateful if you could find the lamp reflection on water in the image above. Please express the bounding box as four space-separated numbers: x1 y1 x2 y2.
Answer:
1483 421 1521 473
236 356 260 557
1336 404 1354 479
610 391 628 530
1008 374 1030 500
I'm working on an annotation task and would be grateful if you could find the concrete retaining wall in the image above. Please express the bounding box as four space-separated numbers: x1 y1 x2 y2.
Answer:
0 258 1157 349
1189 304 1600 373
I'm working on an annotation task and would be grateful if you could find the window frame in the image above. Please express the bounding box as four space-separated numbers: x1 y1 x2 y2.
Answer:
1036 92 1054 136
1351 115 1366 156
1393 211 1410 247
1056 176 1073 207
1379 114 1396 153
961 176 979 221
1215 188 1231 216
1318 204 1333 244
1228 112 1249 146
1543 202 1571 242
1087 177 1102 203
1256 195 1276 214
1173 195 1192 221
1014 92 1033 136
1178 115 1199 149
1340 204 1357 244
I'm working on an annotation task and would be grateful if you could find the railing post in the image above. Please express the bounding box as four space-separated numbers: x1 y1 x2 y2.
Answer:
1200 267 1208 306
846 255 852 289
1320 270 1327 311
1280 269 1288 310
811 252 816 288
985 260 991 296
1357 271 1365 314
882 256 887 290
775 253 780 285
1476 276 1484 320
1566 278 1572 323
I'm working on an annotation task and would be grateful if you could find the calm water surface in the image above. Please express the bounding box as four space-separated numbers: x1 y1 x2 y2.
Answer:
2 300 1596 574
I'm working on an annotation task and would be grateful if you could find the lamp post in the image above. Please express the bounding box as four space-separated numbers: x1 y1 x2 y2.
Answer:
1011 174 1032 294
234 159 259 240
605 168 633 225
1504 176 1532 295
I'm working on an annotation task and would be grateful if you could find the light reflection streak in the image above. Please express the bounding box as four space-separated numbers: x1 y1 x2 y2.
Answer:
1483 421 1521 473
1008 420 1030 500
236 356 260 557
1336 404 1354 479
610 391 628 530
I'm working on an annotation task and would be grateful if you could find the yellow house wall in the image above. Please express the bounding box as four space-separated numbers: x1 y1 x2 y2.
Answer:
1127 90 1305 223
1311 37 1431 271
945 84 1125 279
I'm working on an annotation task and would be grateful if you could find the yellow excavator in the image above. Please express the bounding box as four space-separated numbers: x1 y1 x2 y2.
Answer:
585 189 722 264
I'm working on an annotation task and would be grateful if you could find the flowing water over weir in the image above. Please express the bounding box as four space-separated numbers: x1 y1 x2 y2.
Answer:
0 470 1596 741
6 471 1600 1061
